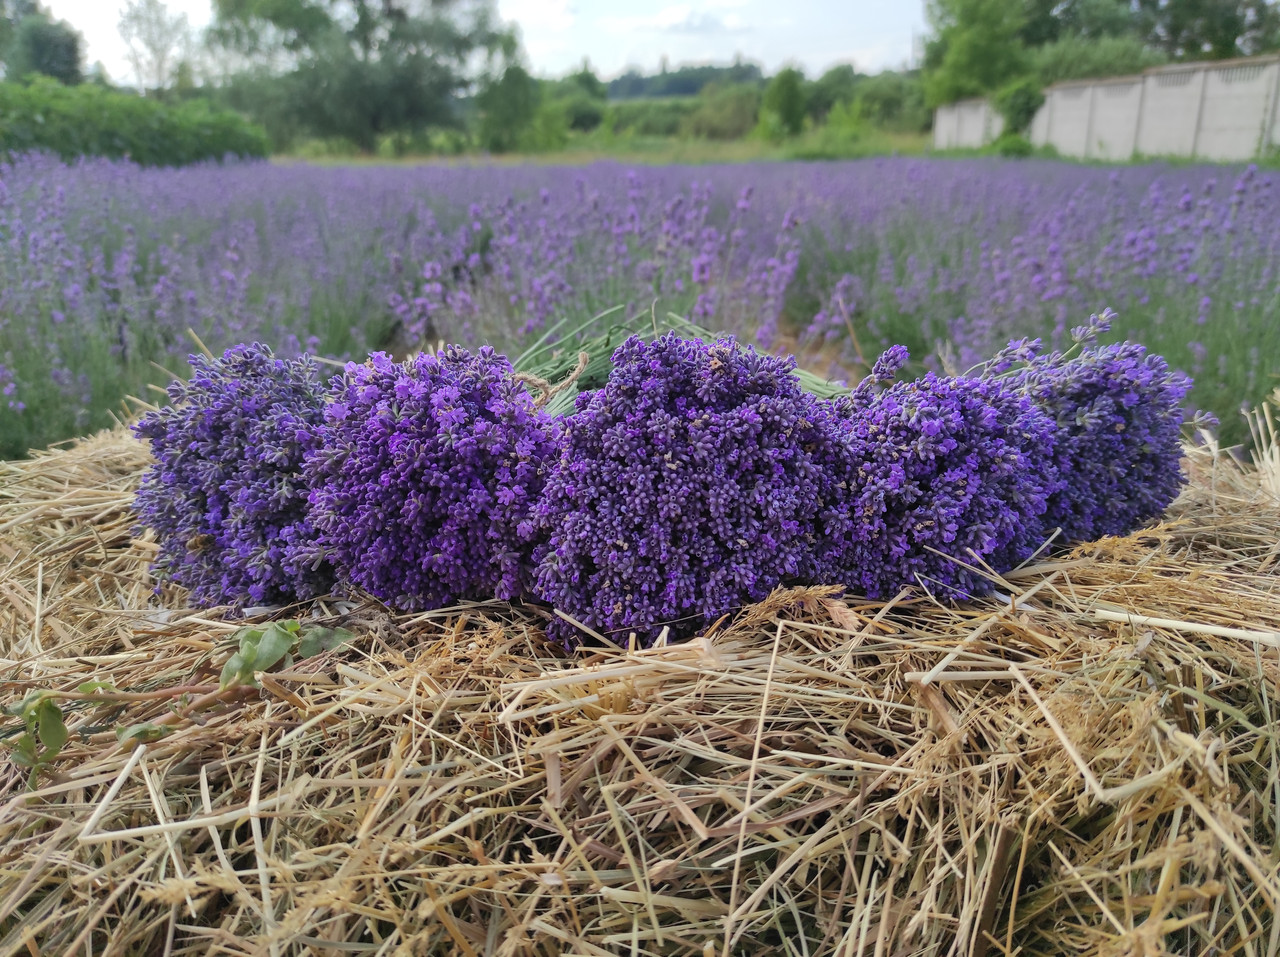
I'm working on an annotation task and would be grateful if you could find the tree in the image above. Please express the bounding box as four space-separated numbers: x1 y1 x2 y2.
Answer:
1062 0 1141 38
476 64 540 152
682 82 761 139
0 0 37 60
1031 33 1168 84
925 0 1031 105
211 0 511 149
1134 0 1280 59
806 64 861 121
993 75 1044 133
854 71 931 132
927 0 1279 102
7 12 81 84
762 67 807 136
547 61 606 132
119 0 191 93
565 60 605 100
605 61 764 99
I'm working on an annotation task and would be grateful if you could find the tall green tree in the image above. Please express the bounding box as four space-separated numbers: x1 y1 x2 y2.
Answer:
7 11 81 84
1134 0 1280 58
1020 0 1136 44
119 0 191 93
564 60 605 100
806 64 860 122
762 67 807 136
855 71 930 132
475 63 539 152
0 0 37 62
924 0 1029 105
548 60 606 132
211 0 511 150
1032 33 1168 84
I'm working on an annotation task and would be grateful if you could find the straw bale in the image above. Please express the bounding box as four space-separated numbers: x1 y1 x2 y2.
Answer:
0 421 1278 957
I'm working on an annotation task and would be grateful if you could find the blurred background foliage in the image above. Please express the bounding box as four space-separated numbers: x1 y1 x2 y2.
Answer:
925 0 1280 149
0 0 1277 165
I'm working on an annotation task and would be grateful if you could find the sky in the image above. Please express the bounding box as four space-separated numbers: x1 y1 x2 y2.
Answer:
42 0 927 87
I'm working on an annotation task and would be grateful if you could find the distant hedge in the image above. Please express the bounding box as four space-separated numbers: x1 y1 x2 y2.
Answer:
603 98 700 137
0 79 269 166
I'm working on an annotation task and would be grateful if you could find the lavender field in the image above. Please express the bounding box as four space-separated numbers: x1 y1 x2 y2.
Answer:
1 152 1277 457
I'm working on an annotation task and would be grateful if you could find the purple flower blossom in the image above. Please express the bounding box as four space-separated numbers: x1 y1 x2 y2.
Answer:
3 154 1273 455
533 333 851 647
305 346 557 611
825 367 1059 600
1011 341 1191 542
132 343 333 607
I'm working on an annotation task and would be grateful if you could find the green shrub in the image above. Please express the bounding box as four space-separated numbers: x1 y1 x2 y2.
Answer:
1032 35 1168 87
518 100 570 152
762 67 807 137
993 132 1033 157
556 88 605 132
681 83 761 140
993 76 1044 135
0 78 268 165
603 98 700 137
854 71 931 133
476 66 540 154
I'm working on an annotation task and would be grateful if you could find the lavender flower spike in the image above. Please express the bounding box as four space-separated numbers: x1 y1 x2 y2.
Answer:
305 346 558 612
533 333 854 648
1013 341 1191 542
132 343 334 607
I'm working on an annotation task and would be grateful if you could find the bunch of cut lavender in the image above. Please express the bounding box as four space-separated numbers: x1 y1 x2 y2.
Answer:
132 343 333 607
1002 314 1192 542
305 346 558 611
826 347 1060 599
532 333 853 648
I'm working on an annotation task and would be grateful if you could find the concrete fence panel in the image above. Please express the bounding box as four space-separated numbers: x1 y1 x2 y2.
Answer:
1136 68 1201 157
1029 100 1050 146
933 99 1003 150
932 103 958 150
934 53 1280 160
1090 80 1143 160
1043 85 1092 157
959 99 1001 147
1196 60 1279 160
1270 69 1280 150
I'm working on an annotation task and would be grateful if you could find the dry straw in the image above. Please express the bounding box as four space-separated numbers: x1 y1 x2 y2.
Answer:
0 403 1279 956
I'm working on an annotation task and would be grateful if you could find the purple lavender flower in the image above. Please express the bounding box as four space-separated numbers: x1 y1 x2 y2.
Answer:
0 362 22 412
533 333 852 647
1011 341 1191 542
132 343 333 607
305 346 557 611
826 363 1059 599
864 343 910 386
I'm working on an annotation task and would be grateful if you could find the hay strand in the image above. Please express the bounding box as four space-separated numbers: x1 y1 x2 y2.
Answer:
0 420 1278 955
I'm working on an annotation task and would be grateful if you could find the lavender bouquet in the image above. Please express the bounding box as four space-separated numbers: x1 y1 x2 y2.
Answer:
304 346 558 611
132 343 333 607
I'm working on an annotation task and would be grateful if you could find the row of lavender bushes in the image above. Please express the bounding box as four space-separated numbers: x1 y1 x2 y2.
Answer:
2 152 1276 457
133 322 1189 647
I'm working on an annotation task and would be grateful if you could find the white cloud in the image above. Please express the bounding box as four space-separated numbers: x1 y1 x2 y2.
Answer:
498 0 577 71
602 4 749 37
498 0 575 33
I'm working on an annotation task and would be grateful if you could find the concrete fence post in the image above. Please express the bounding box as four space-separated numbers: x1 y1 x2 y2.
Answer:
1259 59 1280 156
1084 85 1098 159
1190 67 1210 158
1131 76 1147 159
